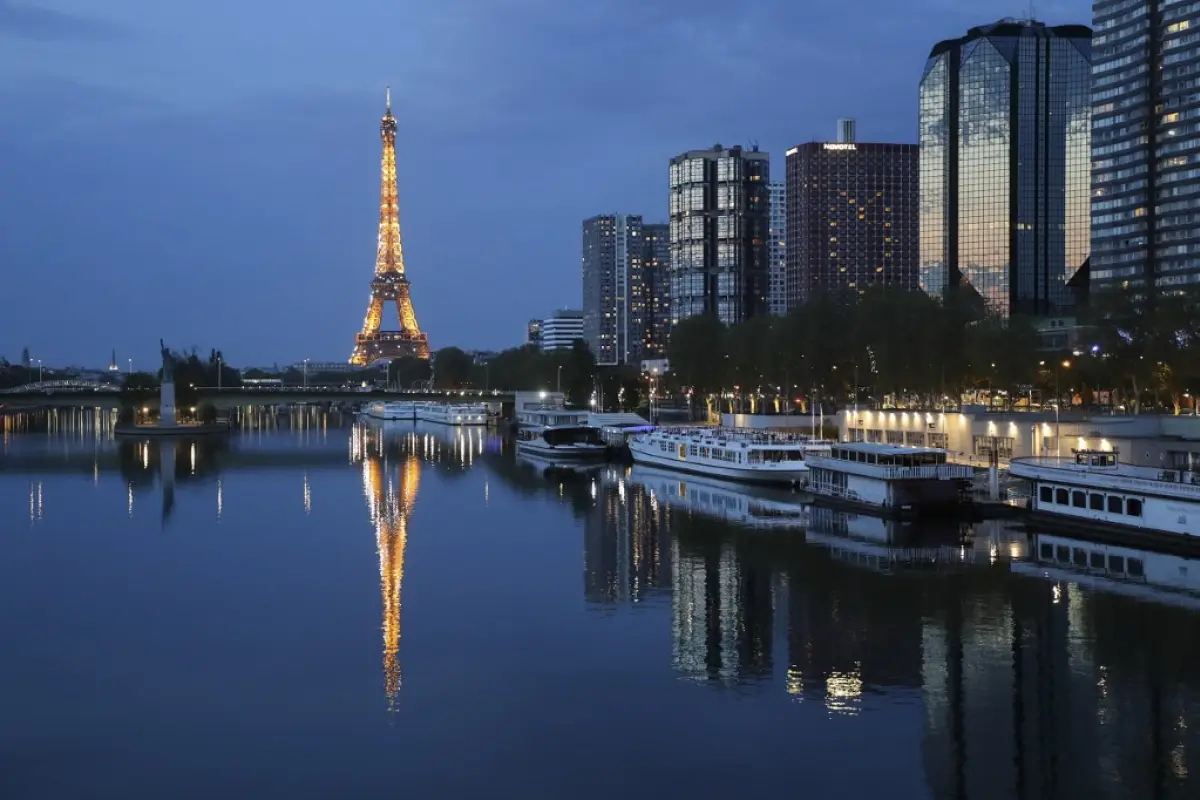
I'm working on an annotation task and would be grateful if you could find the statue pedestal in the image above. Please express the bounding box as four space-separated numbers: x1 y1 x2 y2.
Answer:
160 380 176 427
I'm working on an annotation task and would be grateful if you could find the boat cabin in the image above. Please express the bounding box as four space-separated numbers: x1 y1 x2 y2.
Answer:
1074 449 1119 468
828 443 948 468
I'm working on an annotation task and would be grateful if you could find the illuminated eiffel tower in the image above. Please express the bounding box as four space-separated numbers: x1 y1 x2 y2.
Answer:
361 446 421 711
349 88 430 365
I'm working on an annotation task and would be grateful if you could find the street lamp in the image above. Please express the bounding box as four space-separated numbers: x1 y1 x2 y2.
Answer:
303 358 309 390
127 358 132 375
37 359 43 383
1055 359 1071 458
556 365 563 395
217 355 223 390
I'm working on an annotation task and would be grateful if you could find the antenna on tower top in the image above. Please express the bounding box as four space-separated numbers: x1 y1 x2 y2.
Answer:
385 86 391 113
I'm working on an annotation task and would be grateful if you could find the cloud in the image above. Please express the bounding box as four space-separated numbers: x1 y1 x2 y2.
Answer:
0 1 127 41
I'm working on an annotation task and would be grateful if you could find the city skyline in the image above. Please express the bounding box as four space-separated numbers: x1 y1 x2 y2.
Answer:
1 0 1093 367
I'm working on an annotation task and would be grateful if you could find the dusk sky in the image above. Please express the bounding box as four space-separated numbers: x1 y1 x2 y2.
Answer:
1 0 1090 368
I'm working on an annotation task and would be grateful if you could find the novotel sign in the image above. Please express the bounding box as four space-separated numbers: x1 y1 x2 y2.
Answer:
823 143 857 151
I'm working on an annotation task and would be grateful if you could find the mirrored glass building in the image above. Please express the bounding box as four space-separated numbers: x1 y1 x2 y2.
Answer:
919 19 1092 317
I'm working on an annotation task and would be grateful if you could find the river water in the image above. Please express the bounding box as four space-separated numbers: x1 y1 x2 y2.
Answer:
1 410 1199 799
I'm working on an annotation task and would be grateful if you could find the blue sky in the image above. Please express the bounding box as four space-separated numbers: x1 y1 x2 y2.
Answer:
0 0 1089 368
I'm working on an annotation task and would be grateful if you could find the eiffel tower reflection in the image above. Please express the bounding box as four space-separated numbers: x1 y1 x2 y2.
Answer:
361 445 421 712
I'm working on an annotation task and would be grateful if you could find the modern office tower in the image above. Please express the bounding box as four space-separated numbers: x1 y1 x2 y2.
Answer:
1092 1 1200 292
768 182 788 315
836 118 857 144
582 214 644 365
526 319 542 346
785 122 919 304
919 19 1092 316
668 145 771 326
538 309 585 352
636 223 671 359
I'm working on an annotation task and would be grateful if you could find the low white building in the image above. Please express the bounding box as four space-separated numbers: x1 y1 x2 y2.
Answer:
838 409 1200 470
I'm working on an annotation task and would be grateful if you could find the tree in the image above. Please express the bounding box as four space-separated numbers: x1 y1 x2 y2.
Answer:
388 357 432 389
432 347 475 390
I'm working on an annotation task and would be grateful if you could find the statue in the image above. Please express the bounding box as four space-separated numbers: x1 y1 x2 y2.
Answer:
160 339 175 384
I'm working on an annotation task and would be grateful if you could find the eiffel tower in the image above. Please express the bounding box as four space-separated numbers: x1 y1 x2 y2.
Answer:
349 88 430 365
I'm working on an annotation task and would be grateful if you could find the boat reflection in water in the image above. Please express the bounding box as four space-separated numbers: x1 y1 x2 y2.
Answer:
1014 530 1200 611
576 465 1200 795
626 464 808 530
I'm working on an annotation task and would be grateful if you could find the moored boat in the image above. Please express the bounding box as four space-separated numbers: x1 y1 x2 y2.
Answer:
516 424 606 460
804 442 975 515
1010 449 1200 541
362 400 421 421
627 427 832 486
417 403 489 426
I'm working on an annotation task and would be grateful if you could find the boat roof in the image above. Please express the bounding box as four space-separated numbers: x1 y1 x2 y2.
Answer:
1013 456 1191 482
832 442 946 456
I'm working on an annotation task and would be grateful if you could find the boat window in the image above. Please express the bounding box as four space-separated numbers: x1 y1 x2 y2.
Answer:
1071 491 1086 508
1090 552 1106 569
1107 495 1122 514
1073 548 1088 567
1089 493 1104 511
1040 543 1053 559
1056 545 1070 562
1108 555 1125 572
1055 488 1068 505
1039 486 1053 503
1128 558 1145 578
1127 498 1143 516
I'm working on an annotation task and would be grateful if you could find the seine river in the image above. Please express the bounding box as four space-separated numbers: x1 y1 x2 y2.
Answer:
2 409 1199 799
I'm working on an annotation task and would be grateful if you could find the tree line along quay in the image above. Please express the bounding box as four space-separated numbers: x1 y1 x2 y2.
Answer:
664 285 1200 417
4 284 1198 418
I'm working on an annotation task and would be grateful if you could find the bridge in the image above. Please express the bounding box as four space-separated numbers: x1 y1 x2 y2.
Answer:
0 385 519 411
0 379 121 394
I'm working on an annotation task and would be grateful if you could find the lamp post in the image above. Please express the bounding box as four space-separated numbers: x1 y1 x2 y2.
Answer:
128 358 132 375
217 355 223 390
37 359 43 383
303 358 309 390
1055 359 1070 458
556 365 563 395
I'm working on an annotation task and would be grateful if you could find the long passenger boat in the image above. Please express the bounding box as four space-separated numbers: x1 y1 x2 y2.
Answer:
416 403 489 426
804 442 975 516
627 427 831 487
1010 449 1200 542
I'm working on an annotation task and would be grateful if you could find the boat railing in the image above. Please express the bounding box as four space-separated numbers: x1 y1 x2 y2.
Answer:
1011 458 1200 498
810 456 974 481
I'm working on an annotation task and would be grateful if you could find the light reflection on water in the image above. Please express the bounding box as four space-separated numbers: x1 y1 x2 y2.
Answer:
0 409 1198 798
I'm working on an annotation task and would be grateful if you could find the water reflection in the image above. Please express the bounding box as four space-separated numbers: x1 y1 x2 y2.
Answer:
580 466 1200 796
4 411 1200 797
357 444 420 711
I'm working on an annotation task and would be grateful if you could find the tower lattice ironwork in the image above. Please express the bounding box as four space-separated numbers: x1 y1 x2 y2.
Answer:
349 88 429 365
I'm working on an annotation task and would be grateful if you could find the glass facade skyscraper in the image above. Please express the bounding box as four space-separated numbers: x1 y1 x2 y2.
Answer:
637 223 671 359
768 182 788 315
668 145 771 326
919 20 1092 316
1093 1 1200 291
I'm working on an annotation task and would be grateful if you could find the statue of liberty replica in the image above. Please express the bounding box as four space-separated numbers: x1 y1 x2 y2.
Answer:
159 339 177 426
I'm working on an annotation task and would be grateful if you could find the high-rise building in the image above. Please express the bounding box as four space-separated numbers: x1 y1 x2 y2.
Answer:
786 121 919 304
526 319 542 346
768 182 788 315
582 214 643 365
539 309 585 352
919 20 1092 316
1092 1 1200 292
668 145 771 326
637 223 671 359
